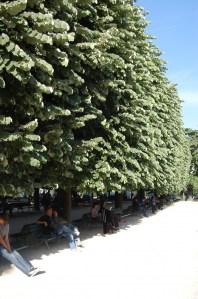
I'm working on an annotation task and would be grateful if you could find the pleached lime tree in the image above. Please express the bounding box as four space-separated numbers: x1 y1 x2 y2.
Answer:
71 0 190 195
186 129 198 193
0 0 190 205
186 129 198 176
0 0 48 195
71 1 151 193
0 0 78 195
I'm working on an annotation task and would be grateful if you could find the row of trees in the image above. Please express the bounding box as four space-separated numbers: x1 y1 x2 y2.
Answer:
186 129 198 193
0 1 190 211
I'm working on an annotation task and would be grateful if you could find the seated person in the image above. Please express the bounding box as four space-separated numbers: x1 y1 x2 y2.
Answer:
37 208 82 249
0 214 40 277
53 210 82 248
37 207 55 234
90 203 100 219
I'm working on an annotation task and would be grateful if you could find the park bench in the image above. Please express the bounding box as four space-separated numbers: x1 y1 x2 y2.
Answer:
11 223 62 251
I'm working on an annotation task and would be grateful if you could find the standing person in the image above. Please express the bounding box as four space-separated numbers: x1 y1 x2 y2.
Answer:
101 203 114 235
132 196 139 212
158 195 164 210
111 211 120 231
140 196 148 217
150 194 157 214
0 214 40 277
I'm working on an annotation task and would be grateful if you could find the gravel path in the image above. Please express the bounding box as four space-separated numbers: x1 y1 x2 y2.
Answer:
1 201 198 299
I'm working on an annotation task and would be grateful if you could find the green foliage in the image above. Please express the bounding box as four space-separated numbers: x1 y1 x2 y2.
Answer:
71 0 190 194
0 0 190 196
0 0 75 195
185 129 198 193
189 176 198 194
186 129 198 176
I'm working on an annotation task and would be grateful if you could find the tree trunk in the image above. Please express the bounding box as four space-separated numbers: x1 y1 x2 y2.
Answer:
115 192 123 209
33 188 40 211
108 191 111 201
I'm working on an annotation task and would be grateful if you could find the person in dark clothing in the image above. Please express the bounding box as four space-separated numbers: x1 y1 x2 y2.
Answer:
101 203 114 235
151 195 157 214
111 212 120 231
132 196 139 212
156 195 163 210
158 196 164 209
140 196 148 217
37 206 54 234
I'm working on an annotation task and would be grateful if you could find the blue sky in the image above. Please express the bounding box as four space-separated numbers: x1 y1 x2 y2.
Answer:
139 0 198 129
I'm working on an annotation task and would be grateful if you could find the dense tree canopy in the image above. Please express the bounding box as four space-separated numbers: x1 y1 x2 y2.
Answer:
186 129 198 193
186 129 198 176
0 0 190 197
71 0 190 194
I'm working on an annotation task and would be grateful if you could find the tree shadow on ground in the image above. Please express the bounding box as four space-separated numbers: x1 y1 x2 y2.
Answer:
0 203 175 277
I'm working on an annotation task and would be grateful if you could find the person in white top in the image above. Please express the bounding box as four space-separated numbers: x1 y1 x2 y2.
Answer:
0 214 40 276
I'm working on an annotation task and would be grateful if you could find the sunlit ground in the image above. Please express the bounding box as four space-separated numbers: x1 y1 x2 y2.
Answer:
1 201 198 299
